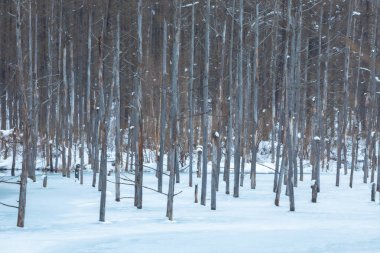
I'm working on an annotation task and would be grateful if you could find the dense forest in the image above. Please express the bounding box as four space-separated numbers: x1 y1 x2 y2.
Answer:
0 0 379 227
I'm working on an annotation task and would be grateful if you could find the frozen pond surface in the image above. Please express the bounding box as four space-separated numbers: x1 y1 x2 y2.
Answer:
0 170 379 253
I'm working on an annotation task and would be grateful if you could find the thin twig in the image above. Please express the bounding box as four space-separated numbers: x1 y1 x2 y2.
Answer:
256 162 276 171
117 177 183 197
0 202 18 209
0 181 20 185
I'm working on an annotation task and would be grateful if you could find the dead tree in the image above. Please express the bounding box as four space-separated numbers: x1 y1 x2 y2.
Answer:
134 0 144 209
166 0 182 220
215 20 226 191
114 4 121 201
270 0 279 167
211 132 218 210
158 20 167 193
224 0 235 195
188 4 195 187
16 0 28 228
251 4 259 190
233 0 243 198
201 0 210 205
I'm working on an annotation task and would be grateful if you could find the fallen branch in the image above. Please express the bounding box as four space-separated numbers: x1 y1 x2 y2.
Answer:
256 162 276 172
0 201 18 209
0 181 20 185
116 177 183 197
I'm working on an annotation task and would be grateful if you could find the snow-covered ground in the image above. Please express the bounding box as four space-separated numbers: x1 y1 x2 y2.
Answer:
1 167 379 253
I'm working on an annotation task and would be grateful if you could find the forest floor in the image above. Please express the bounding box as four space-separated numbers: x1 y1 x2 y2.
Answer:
0 164 379 253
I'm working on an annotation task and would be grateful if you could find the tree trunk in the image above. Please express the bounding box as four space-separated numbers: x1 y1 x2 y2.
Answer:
157 20 167 192
201 0 210 205
251 4 259 190
224 0 235 195
233 0 243 198
86 9 92 166
188 4 195 188
166 0 181 219
134 0 144 209
16 0 28 228
211 133 218 210
215 20 226 192
270 0 279 165
114 5 121 201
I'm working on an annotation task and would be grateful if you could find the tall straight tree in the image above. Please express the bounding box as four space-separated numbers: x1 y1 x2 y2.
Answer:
216 20 226 192
114 2 121 202
368 0 378 193
201 0 210 206
167 0 182 220
251 4 259 190
233 0 243 198
323 0 332 174
285 0 295 211
188 3 195 188
134 0 144 209
338 0 353 185
240 54 250 187
16 0 28 228
157 19 167 193
270 0 279 167
224 0 235 195
86 7 92 166
27 0 36 182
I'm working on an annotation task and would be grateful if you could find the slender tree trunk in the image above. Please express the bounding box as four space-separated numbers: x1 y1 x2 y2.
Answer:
336 111 342 186
241 52 251 188
134 0 144 209
188 4 195 187
342 0 353 177
286 0 295 211
158 20 167 193
27 0 36 182
315 7 323 193
86 9 92 166
275 137 286 206
80 96 84 185
47 1 54 173
114 5 121 201
367 0 378 187
251 4 259 190
62 46 68 178
16 0 28 228
233 0 243 198
270 0 279 166
224 0 235 195
211 133 218 210
67 40 75 179
322 0 332 173
166 0 181 219
201 0 210 205
215 20 226 192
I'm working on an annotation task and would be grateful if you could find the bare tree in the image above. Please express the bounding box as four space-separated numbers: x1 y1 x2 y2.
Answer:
16 0 27 228
201 0 210 205
157 19 167 193
167 0 182 220
114 2 121 201
134 0 144 209
188 3 195 188
250 4 259 190
224 0 235 196
233 0 243 198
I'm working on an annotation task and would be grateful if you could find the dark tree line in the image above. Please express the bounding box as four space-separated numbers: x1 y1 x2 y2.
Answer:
0 0 379 226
